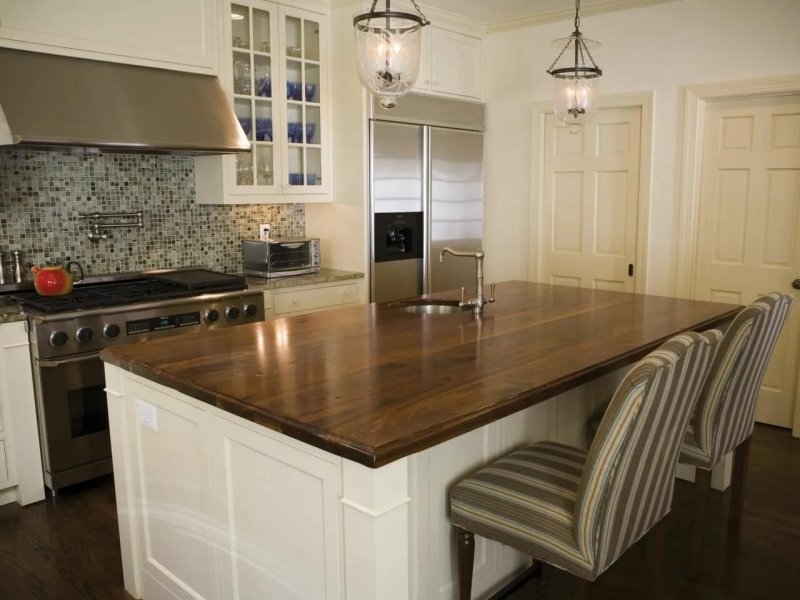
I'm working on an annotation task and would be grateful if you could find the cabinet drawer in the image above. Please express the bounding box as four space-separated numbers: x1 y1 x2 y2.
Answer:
273 283 358 316
0 440 8 483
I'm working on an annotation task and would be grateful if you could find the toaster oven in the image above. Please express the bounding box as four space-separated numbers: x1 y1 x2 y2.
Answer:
242 238 321 278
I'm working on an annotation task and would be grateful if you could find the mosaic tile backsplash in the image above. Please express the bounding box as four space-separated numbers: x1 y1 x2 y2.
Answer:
0 150 305 277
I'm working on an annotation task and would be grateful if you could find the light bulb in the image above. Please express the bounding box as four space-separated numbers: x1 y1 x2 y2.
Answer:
553 77 598 126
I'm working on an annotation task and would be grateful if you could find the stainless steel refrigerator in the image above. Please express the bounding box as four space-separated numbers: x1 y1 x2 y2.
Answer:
370 94 485 303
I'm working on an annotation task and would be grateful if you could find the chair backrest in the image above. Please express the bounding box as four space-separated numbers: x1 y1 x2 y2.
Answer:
573 330 720 577
693 293 793 465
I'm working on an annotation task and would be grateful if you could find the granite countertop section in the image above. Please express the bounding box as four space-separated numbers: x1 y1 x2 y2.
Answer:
245 268 364 291
100 282 740 468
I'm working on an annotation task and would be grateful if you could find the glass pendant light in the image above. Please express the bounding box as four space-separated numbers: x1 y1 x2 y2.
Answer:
547 0 602 127
354 0 429 109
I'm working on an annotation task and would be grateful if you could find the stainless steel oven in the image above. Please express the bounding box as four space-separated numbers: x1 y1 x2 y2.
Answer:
14 269 265 492
34 351 111 489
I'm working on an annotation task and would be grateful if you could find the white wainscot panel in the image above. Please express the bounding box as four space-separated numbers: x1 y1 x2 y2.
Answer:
129 381 216 600
216 420 342 600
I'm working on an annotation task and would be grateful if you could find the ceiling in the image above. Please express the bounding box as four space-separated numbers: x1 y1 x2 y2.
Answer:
418 0 676 30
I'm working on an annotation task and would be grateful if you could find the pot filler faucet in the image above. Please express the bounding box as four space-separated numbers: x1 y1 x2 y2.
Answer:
439 247 496 314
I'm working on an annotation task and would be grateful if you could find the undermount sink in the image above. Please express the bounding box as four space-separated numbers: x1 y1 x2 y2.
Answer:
389 299 471 314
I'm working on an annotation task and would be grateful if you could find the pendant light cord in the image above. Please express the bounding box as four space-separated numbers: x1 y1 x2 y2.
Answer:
574 0 581 32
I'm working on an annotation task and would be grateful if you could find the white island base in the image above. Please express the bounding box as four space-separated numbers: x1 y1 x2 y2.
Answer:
105 363 725 600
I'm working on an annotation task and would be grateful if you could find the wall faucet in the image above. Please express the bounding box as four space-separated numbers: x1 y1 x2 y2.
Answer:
439 247 496 314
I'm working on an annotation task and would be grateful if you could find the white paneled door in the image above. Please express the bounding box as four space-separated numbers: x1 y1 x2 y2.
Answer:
695 94 800 428
541 107 642 291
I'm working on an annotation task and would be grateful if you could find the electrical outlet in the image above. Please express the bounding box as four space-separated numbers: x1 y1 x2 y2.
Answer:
136 400 158 432
259 223 271 241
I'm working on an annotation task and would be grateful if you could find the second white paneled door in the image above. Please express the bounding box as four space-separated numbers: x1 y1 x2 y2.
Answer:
541 107 642 291
694 94 800 428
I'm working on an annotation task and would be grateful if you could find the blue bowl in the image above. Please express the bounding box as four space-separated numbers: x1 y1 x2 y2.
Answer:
304 83 317 102
237 117 252 136
255 117 272 141
288 172 302 186
287 121 302 143
306 173 317 185
287 81 302 101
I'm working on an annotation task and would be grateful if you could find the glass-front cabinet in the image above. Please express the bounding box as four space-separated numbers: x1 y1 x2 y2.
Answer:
195 1 331 204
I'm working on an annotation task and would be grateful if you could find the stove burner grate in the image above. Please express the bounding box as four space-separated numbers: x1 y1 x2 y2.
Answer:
10 275 245 313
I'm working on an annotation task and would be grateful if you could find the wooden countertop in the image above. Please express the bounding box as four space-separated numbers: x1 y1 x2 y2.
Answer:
100 282 740 468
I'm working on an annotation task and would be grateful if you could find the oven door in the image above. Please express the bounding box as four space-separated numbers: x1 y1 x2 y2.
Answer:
36 352 112 490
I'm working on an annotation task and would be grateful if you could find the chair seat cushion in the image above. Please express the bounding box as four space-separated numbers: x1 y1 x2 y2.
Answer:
680 420 713 468
449 441 595 580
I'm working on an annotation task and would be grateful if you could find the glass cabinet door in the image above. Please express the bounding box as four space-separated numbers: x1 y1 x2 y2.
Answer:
230 2 277 191
280 8 326 193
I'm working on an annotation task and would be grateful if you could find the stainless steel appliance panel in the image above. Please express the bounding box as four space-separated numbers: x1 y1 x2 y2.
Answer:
35 352 112 489
373 259 424 302
429 128 484 293
369 97 485 303
372 121 424 214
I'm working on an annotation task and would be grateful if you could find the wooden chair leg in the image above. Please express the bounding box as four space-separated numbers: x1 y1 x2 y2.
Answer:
575 577 594 600
688 467 712 581
728 435 752 535
645 518 667 599
454 526 475 600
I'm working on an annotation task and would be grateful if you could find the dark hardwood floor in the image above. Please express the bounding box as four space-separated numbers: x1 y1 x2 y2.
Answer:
0 424 797 599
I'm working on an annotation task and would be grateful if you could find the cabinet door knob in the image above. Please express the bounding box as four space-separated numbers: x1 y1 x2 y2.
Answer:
792 279 800 290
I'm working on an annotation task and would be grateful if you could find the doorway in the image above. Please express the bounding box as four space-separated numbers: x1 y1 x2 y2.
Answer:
693 92 800 428
530 93 652 294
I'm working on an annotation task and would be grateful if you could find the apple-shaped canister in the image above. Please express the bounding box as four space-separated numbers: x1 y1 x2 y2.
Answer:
31 261 85 296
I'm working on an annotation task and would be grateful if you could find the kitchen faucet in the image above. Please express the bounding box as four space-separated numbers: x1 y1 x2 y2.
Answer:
439 247 496 314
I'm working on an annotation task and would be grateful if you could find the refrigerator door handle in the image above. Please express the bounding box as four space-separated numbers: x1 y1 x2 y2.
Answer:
423 125 432 294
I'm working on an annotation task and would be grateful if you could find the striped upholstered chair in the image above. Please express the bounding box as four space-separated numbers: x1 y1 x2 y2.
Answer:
679 293 793 580
449 331 720 598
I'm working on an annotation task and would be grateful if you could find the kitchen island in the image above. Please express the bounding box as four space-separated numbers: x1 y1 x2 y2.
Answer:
101 282 739 600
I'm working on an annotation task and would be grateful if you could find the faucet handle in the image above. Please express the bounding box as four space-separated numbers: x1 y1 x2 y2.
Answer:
460 286 466 304
488 283 496 303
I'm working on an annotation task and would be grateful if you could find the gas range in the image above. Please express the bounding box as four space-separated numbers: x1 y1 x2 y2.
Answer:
16 268 265 359
10 268 265 491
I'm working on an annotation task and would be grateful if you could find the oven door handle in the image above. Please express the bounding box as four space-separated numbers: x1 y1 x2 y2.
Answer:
38 352 102 367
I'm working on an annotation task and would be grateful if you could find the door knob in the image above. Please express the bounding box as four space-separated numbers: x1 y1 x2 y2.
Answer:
793 279 800 290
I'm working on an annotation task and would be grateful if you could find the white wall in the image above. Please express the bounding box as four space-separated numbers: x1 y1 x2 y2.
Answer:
483 0 800 295
305 1 371 288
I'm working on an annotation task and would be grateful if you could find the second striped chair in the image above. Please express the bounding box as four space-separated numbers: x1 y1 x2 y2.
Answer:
449 330 721 598
679 293 793 580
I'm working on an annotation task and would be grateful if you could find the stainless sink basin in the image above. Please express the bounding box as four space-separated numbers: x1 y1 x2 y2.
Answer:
389 299 471 314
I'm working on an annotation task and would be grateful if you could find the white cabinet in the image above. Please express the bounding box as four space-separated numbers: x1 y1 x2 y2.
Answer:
106 371 343 600
0 0 219 74
195 0 332 204
0 321 45 507
267 280 361 317
414 26 483 100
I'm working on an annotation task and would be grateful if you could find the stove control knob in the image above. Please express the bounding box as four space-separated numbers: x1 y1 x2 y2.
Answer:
243 304 258 317
104 323 121 339
49 331 69 348
226 306 240 320
204 309 220 324
76 327 94 344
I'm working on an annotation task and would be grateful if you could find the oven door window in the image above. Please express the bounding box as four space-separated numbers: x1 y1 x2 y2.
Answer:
68 384 109 437
38 355 110 473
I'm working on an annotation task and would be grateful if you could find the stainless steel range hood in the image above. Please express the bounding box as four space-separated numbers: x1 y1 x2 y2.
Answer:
0 48 250 154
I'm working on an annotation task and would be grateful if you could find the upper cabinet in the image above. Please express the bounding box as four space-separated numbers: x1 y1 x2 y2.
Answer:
414 26 483 101
0 0 218 74
195 0 332 204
